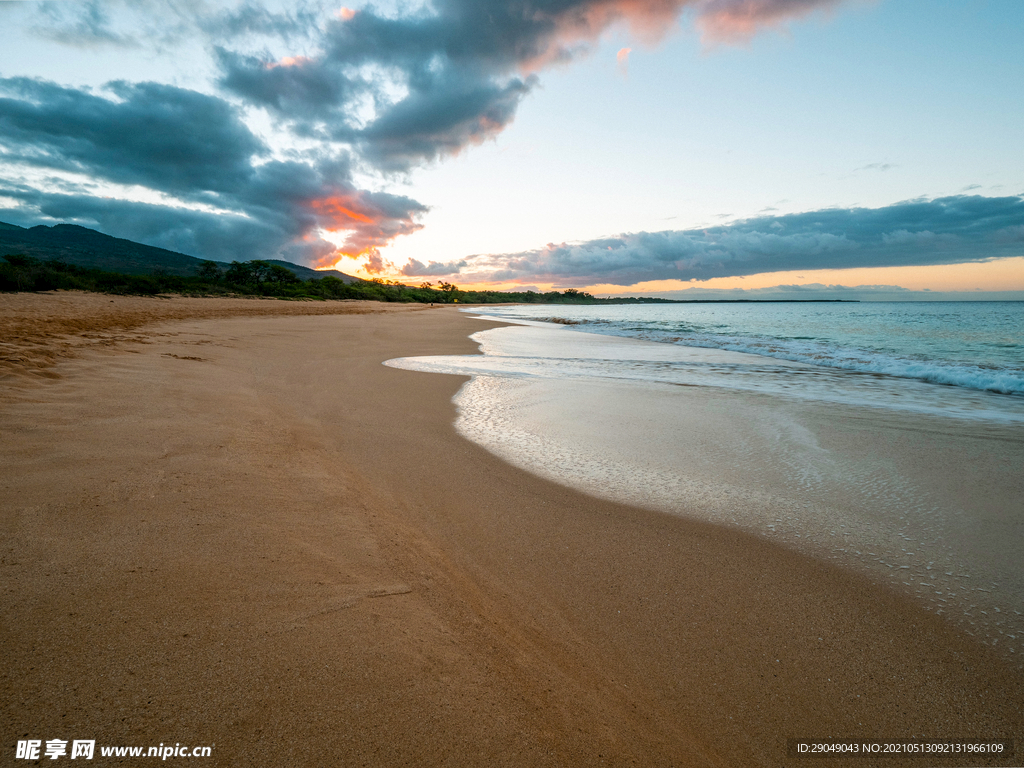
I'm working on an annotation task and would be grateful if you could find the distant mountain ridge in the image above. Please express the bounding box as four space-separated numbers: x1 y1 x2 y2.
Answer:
0 221 363 284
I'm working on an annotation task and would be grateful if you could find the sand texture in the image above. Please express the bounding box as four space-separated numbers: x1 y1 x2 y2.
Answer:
1 292 1021 766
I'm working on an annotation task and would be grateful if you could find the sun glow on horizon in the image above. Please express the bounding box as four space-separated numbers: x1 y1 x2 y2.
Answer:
313 254 1024 295
591 257 1024 296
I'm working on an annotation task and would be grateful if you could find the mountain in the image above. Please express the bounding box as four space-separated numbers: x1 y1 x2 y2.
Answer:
0 222 363 284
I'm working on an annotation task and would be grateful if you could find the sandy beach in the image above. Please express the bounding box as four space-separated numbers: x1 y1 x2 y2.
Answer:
2 292 1021 767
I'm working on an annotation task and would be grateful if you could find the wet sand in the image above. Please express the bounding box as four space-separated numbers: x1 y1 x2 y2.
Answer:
398 328 1024 655
1 292 1021 766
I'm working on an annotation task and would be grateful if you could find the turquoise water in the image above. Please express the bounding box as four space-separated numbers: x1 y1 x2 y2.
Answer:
468 302 1024 397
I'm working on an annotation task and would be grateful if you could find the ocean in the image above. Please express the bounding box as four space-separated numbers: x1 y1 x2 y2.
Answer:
385 301 1024 661
455 301 1024 417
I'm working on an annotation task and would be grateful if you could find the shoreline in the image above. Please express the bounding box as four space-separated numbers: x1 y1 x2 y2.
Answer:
2 292 1021 766
388 320 1024 657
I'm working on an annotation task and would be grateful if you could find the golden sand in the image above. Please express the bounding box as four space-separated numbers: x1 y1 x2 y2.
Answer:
1 291 1020 766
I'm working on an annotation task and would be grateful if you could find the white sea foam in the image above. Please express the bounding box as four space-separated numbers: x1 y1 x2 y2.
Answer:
651 333 1024 395
393 323 1024 424
465 301 1024 398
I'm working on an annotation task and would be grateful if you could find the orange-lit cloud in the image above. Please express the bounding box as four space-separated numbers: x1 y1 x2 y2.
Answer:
617 47 632 76
305 190 427 271
515 0 685 72
515 0 847 73
264 55 314 70
694 0 849 44
562 0 686 47
309 196 375 226
337 7 355 21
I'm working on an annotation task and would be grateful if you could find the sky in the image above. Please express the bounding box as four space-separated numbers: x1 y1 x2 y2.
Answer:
1 0 1022 298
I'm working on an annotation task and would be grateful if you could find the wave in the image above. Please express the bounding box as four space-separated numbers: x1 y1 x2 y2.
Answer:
560 320 1024 397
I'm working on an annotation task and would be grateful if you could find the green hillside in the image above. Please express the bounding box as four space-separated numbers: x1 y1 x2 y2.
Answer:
0 222 362 283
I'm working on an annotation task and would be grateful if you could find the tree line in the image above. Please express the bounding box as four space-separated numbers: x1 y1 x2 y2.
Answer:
1 254 675 305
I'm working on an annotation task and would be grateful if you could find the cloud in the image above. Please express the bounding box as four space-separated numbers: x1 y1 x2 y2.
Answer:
400 258 470 277
0 76 427 265
353 73 538 172
30 0 139 49
17 0 326 52
617 46 632 76
21 0 211 51
411 195 1024 286
1 0 856 265
200 1 325 42
857 162 897 172
0 77 265 196
308 188 429 262
216 0 851 171
694 0 849 44
215 50 357 123
0 186 304 264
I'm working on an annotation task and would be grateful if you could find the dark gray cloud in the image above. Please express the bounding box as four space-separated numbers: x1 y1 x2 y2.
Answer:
216 49 356 122
200 1 326 42
0 77 265 196
400 258 470 277
354 74 537 171
413 195 1024 286
0 185 303 264
215 12 542 171
0 76 427 265
216 0 847 171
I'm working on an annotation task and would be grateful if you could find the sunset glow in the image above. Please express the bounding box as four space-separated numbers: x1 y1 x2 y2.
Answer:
265 55 313 69
694 0 845 44
585 257 1024 297
1 0 1020 297
309 197 375 227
